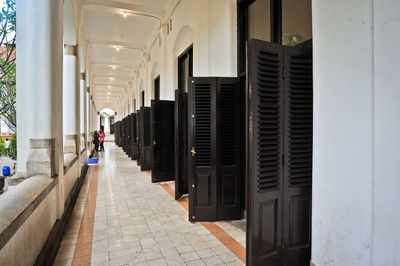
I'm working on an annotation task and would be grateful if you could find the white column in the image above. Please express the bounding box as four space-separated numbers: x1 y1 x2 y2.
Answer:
79 75 86 152
312 0 376 265
86 91 90 148
63 45 79 155
16 0 63 177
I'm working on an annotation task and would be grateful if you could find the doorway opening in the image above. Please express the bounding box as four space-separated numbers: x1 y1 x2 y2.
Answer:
141 90 145 107
175 45 193 200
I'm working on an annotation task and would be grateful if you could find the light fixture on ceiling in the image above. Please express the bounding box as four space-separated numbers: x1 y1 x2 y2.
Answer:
112 66 116 70
116 47 120 52
122 12 128 18
110 77 114 81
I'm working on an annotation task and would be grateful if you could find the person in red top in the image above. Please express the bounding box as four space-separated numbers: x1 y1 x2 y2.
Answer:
98 129 105 152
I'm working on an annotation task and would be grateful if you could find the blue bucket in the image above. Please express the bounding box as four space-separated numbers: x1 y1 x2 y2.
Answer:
87 158 99 164
2 166 10 176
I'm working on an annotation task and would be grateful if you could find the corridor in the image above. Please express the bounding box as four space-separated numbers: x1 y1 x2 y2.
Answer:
54 142 245 266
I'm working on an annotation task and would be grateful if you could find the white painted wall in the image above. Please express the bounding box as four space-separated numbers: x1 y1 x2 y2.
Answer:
372 0 400 264
312 0 400 265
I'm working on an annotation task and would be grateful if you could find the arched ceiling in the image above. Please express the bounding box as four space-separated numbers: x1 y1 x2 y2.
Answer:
78 0 175 110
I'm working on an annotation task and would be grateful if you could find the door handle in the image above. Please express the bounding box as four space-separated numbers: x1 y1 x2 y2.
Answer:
153 140 156 145
191 148 196 156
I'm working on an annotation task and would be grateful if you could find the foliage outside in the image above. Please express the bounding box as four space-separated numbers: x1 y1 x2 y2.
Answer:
0 0 16 133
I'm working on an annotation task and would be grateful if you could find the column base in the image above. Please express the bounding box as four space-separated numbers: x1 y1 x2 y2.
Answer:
64 135 77 154
80 133 86 152
26 138 55 178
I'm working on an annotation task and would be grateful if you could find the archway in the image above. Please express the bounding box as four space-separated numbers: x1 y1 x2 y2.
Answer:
99 108 116 134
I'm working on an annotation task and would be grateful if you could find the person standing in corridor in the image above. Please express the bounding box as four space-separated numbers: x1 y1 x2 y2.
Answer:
99 129 105 152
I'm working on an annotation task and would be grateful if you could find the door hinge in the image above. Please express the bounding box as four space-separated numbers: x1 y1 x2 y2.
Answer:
282 66 286 79
281 238 285 249
153 140 156 145
192 114 195 118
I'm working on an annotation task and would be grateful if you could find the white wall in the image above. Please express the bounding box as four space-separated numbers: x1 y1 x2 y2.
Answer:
312 0 400 265
372 0 400 264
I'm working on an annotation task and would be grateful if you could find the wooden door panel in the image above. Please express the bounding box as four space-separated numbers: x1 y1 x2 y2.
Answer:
152 100 175 182
217 78 242 221
136 111 141 165
282 46 312 266
140 107 152 170
247 39 284 265
175 90 189 200
188 78 217 222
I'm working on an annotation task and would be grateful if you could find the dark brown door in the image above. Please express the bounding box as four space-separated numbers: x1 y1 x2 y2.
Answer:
130 114 138 160
188 77 242 222
151 100 175 182
174 89 189 200
137 111 141 166
188 77 217 222
140 107 152 171
247 39 284 266
154 76 160 101
282 45 312 266
216 78 242 220
246 39 312 266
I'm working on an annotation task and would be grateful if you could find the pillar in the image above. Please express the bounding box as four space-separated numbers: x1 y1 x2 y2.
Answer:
63 45 79 155
86 90 90 148
79 73 86 152
16 0 63 177
312 0 400 265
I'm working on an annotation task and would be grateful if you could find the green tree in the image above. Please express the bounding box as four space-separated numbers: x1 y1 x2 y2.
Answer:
6 136 16 159
0 0 16 132
0 139 6 156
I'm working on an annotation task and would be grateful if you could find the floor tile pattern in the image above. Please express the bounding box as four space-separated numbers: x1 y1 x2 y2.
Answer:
55 143 245 265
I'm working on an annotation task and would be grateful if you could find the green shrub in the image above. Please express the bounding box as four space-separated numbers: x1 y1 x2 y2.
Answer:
0 139 6 156
6 137 16 160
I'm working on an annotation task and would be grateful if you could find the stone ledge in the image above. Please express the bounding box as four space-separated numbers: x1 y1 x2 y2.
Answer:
0 175 57 250
63 153 78 175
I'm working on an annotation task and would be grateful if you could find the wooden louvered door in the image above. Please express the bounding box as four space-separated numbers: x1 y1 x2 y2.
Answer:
127 115 131 156
188 77 217 222
175 90 189 200
282 46 312 265
151 100 175 183
137 111 141 166
131 114 138 160
216 78 242 220
247 39 284 265
140 107 152 171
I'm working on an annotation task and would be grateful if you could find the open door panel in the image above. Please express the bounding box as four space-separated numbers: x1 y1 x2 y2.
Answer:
140 107 152 171
151 100 175 183
137 110 141 166
130 114 138 160
282 45 312 266
174 89 189 200
188 77 242 223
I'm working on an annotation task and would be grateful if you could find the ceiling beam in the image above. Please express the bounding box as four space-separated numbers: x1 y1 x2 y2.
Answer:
87 39 146 52
81 0 164 21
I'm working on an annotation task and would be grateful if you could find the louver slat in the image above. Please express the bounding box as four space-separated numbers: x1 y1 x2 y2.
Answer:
257 50 282 192
220 84 237 165
194 84 212 167
287 53 313 187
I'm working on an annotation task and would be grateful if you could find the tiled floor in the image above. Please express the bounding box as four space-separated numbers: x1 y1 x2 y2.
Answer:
55 142 245 266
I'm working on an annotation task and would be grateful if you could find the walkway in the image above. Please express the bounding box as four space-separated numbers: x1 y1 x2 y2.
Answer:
54 142 245 265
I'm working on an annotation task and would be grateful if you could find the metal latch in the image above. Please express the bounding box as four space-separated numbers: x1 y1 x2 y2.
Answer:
190 148 196 156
